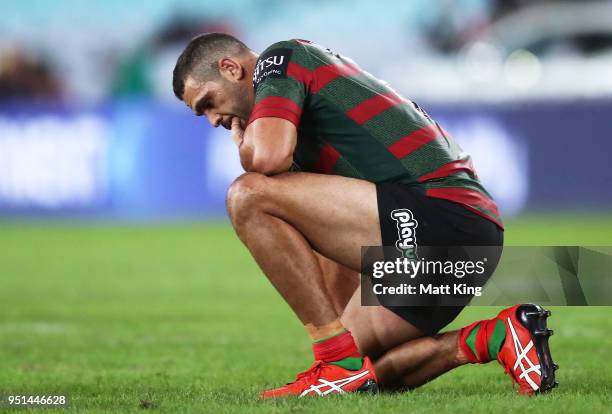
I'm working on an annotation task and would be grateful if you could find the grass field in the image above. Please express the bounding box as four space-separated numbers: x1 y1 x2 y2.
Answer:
1 213 612 413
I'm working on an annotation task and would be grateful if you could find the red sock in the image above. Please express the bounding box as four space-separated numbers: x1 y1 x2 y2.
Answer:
312 330 360 363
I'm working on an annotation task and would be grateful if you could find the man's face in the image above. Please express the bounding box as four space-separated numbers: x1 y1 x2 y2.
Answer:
183 75 252 130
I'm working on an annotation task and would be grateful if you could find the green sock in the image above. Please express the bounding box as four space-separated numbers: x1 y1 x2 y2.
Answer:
488 320 506 359
329 356 363 371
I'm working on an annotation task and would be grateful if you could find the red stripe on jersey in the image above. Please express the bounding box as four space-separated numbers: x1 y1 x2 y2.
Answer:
388 124 440 159
287 62 313 87
316 144 341 174
417 158 476 183
312 63 361 93
346 91 404 125
425 187 503 229
287 62 361 93
247 96 302 126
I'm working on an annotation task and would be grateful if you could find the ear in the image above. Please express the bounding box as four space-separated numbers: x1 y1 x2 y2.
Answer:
218 57 245 82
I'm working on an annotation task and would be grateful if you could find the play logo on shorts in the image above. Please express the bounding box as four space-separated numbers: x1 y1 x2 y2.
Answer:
390 209 418 259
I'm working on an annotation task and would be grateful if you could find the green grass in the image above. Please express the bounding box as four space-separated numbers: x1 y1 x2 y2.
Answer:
1 214 612 413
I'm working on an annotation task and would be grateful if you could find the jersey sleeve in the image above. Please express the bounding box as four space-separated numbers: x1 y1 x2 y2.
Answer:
248 40 312 127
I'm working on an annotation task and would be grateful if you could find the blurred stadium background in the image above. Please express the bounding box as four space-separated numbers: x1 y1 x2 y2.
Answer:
1 1 612 412
1 0 611 220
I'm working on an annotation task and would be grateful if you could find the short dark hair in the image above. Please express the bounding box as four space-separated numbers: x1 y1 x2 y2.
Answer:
172 32 249 100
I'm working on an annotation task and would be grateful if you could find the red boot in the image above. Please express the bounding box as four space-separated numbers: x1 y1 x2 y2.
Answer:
496 304 558 394
260 356 378 398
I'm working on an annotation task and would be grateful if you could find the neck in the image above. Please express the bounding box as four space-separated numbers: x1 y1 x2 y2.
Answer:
244 51 259 83
242 51 259 117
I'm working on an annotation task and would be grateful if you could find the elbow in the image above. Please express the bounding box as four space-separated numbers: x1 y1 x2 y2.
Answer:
249 154 293 176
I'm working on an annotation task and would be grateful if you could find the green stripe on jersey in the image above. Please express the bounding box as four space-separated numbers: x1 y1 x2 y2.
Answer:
397 137 456 180
362 105 431 147
255 78 305 106
318 76 383 112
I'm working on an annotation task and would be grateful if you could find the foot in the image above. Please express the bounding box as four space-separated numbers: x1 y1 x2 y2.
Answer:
260 357 378 398
496 304 558 395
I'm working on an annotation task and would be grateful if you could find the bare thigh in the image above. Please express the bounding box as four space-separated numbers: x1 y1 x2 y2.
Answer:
229 171 382 271
230 172 424 352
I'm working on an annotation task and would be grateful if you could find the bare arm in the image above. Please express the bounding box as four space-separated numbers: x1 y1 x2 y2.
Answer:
231 117 297 176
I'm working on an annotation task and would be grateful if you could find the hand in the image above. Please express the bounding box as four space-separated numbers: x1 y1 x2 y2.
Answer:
230 117 245 147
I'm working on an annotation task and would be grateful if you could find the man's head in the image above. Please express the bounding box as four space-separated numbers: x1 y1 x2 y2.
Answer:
173 33 257 129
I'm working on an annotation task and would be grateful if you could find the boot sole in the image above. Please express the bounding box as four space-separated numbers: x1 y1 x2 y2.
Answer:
516 304 559 394
357 378 379 394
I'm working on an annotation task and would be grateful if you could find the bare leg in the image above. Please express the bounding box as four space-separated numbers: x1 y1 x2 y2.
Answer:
316 252 359 315
226 172 380 333
228 171 477 389
374 331 469 390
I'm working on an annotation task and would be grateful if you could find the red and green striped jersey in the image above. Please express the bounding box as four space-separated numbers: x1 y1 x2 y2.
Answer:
248 39 503 229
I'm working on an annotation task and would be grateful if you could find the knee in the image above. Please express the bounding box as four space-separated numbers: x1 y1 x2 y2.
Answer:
226 172 269 228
